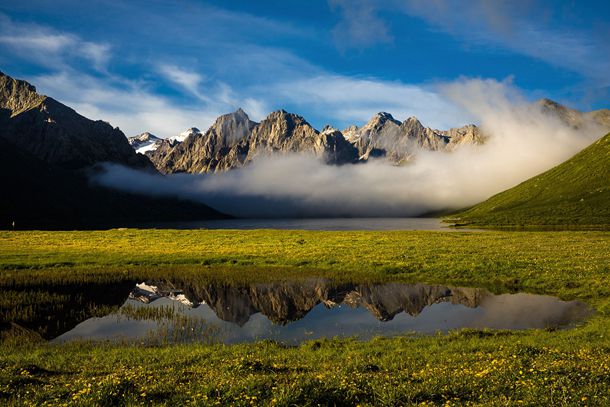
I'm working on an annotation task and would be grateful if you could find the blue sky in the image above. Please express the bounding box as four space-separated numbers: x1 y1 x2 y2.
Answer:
0 0 608 136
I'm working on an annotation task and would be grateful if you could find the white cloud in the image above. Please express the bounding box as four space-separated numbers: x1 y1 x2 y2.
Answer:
31 70 221 137
0 32 73 52
158 64 206 98
401 0 610 85
0 11 472 137
264 75 469 129
0 14 111 72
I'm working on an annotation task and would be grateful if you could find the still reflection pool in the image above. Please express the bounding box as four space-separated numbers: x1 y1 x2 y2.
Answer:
40 279 592 345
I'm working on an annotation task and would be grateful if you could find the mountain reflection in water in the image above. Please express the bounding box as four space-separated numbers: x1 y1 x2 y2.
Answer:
2 278 592 344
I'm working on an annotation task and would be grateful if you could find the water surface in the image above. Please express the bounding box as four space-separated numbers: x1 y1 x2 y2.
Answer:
131 217 476 231
27 279 590 345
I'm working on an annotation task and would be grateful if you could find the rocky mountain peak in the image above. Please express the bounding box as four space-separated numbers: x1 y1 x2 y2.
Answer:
256 110 313 142
208 108 257 143
214 109 251 126
537 98 562 109
181 127 201 136
131 132 159 142
234 107 247 116
128 132 164 154
264 109 304 123
0 71 47 117
376 111 397 121
366 112 401 129
401 116 424 130
321 124 339 134
0 71 153 171
536 98 610 130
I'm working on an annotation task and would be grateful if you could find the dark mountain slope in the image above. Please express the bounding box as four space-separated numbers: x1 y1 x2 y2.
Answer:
0 135 227 229
0 71 151 170
0 71 226 228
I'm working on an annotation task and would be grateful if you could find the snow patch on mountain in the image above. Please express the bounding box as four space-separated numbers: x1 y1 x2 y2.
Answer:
169 127 201 144
128 128 199 154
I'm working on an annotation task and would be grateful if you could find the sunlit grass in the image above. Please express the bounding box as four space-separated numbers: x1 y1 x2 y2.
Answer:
451 133 610 228
1 229 609 404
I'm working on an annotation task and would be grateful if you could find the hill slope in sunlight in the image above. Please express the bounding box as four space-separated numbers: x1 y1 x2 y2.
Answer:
450 132 610 228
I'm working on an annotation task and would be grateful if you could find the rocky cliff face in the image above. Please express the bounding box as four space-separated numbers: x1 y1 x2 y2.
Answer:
135 99 610 175
344 113 486 163
144 109 484 174
0 71 153 171
149 109 359 174
148 108 256 173
244 110 358 165
537 98 610 130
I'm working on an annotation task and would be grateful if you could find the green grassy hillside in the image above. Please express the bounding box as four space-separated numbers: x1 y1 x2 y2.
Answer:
450 133 610 228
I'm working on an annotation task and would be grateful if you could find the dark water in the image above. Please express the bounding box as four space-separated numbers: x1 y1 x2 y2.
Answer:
131 217 476 231
19 279 589 345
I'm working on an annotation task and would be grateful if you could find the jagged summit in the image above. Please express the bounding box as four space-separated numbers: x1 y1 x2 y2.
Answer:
128 132 162 154
264 109 308 124
132 132 159 141
404 116 421 125
537 97 610 129
321 124 339 134
373 111 398 121
365 112 401 128
0 71 46 117
537 98 562 108
181 127 201 135
141 107 486 173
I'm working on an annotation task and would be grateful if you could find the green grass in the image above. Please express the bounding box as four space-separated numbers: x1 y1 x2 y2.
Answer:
449 132 610 228
1 229 610 405
1 229 610 301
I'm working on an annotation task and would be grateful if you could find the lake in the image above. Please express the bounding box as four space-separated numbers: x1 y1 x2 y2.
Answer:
130 217 477 231
4 278 586 345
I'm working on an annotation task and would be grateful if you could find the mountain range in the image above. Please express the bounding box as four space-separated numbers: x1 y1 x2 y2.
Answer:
136 108 486 174
2 69 609 228
129 98 610 177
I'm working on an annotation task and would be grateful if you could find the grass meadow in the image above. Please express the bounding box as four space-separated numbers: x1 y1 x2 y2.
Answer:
1 229 609 405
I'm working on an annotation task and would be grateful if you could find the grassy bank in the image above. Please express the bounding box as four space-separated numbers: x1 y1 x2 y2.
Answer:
1 229 610 405
1 229 609 302
449 133 610 229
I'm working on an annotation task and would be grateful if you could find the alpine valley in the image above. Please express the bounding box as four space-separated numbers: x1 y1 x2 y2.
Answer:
2 2 610 405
